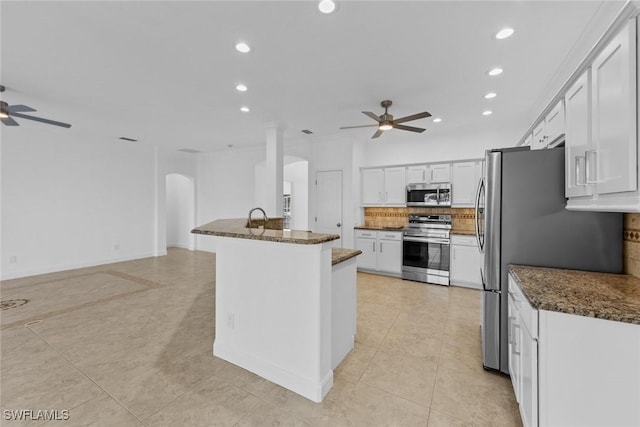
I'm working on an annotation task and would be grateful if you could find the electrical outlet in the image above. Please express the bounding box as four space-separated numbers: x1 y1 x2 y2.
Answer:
227 313 235 329
8 256 17 264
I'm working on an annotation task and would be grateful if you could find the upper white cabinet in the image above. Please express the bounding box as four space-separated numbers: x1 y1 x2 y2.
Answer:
452 161 482 207
361 168 384 205
566 18 640 211
361 167 405 206
523 134 533 147
384 167 406 204
531 100 566 150
427 163 451 183
406 165 428 184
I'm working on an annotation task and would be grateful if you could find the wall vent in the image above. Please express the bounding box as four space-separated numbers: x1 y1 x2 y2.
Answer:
119 137 138 142
177 148 201 154
301 129 313 134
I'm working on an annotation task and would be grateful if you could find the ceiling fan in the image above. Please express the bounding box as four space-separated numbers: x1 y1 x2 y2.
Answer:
0 85 71 128
340 100 431 139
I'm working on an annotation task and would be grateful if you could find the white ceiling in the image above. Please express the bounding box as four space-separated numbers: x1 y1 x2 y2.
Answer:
0 0 627 152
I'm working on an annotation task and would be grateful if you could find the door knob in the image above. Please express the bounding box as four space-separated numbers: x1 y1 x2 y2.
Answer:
337 223 342 227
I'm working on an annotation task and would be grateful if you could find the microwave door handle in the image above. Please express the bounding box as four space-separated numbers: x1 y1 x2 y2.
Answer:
436 187 440 205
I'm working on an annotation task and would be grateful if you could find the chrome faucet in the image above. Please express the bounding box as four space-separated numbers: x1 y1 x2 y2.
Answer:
247 207 268 228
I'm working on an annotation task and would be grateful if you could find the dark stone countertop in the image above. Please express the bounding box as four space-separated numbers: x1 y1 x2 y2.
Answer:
192 218 339 245
509 265 640 325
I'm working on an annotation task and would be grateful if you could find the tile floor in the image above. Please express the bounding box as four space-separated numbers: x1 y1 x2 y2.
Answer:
0 248 521 426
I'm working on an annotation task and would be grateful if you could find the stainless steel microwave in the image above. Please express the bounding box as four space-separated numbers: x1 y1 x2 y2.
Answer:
406 183 452 207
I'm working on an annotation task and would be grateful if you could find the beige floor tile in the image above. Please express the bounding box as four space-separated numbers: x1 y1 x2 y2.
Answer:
0 327 103 416
430 367 521 426
235 400 310 426
360 348 438 407
427 409 475 427
379 321 443 360
333 342 377 382
143 375 261 426
56 393 144 427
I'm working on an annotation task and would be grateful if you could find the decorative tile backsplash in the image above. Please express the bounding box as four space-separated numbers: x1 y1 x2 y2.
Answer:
624 213 640 279
363 207 476 234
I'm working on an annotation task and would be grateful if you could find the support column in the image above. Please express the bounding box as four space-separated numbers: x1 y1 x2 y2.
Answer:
265 122 283 217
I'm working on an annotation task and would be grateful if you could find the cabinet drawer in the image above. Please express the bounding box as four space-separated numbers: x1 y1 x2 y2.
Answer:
451 234 477 246
355 230 377 239
378 232 402 241
508 275 538 338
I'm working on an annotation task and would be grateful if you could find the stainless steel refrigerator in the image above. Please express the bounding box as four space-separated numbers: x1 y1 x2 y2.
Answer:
474 146 622 374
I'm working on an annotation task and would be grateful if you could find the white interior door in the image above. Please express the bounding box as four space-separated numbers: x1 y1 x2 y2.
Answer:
315 170 343 247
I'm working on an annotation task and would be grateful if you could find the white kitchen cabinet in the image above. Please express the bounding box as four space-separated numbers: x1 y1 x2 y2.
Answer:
531 100 565 151
406 165 427 184
427 163 451 183
449 234 483 289
566 18 640 211
354 229 402 275
451 161 482 207
508 273 640 427
361 168 384 205
361 167 405 206
377 232 402 274
383 167 406 205
354 230 377 270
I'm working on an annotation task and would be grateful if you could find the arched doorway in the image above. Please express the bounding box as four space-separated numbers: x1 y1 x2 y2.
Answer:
165 173 195 250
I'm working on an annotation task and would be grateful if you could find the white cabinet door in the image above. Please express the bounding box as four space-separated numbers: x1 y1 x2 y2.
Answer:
355 236 377 270
508 291 521 403
520 319 538 427
565 71 594 198
545 100 565 146
361 169 383 205
450 242 483 288
428 164 451 183
384 167 406 205
452 161 480 207
523 134 533 147
406 165 427 184
531 122 546 150
377 237 402 273
591 19 637 195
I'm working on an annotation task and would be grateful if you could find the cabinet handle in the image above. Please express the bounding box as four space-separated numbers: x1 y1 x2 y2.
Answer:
575 155 586 186
380 242 383 253
513 324 521 356
585 150 597 184
372 241 375 252
422 169 426 182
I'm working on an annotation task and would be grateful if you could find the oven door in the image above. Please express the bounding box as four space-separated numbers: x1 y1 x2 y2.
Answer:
402 236 451 280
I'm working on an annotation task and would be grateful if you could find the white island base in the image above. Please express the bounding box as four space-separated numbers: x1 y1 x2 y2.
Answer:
210 234 357 402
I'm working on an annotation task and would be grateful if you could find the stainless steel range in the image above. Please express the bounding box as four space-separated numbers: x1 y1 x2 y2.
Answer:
401 214 451 286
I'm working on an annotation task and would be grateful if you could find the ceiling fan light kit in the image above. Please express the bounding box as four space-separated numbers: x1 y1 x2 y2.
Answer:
340 100 431 139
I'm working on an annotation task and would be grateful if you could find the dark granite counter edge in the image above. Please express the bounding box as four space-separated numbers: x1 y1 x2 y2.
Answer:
332 248 362 266
508 265 640 325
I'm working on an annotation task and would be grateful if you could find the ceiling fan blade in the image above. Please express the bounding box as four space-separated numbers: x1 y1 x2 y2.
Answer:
362 111 381 122
340 124 379 129
1 116 20 126
10 112 71 128
393 111 432 124
394 124 426 133
7 104 37 113
371 129 384 139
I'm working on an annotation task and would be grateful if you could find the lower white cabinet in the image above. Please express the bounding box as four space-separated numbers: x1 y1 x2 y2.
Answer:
450 235 483 289
508 273 640 427
354 229 402 275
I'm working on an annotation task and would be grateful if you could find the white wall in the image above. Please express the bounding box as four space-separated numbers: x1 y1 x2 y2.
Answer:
196 145 266 252
165 173 194 249
1 126 157 279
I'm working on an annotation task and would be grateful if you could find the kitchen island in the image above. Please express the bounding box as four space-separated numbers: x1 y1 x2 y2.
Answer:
192 218 360 402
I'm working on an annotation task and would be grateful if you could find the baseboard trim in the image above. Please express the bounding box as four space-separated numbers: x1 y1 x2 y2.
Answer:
213 339 333 403
1 252 159 281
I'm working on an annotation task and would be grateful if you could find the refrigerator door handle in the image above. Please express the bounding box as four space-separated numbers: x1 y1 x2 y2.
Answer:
474 177 485 253
480 267 486 291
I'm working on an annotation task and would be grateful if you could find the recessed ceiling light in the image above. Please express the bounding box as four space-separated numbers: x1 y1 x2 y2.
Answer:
488 68 503 76
240 106 250 112
228 144 234 148
236 83 248 92
433 118 442 123
495 28 514 40
485 92 497 99
318 0 336 14
482 110 493 116
235 42 251 53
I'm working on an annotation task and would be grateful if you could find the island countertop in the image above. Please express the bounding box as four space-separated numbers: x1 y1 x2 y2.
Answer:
192 218 340 245
508 265 640 325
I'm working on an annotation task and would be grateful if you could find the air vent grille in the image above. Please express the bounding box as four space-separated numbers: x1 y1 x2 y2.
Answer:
119 137 138 142
301 129 313 135
177 148 201 154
